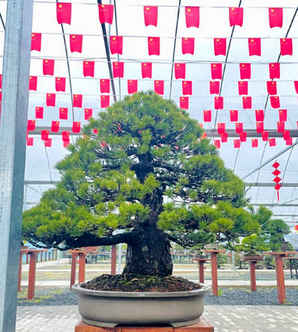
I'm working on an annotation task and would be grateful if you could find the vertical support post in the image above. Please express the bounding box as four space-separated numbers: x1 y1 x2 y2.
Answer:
210 253 218 296
0 0 34 330
78 253 86 283
70 252 77 288
27 252 37 300
199 261 205 284
18 251 23 292
275 254 286 304
26 253 29 264
249 261 257 292
111 245 117 275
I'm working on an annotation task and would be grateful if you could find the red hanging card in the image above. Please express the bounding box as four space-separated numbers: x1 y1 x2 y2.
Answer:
56 2 72 24
70 34 83 53
262 131 269 141
141 62 152 78
144 6 158 27
0 74 2 89
235 122 243 134
203 110 211 122
112 62 124 78
221 132 228 143
240 132 247 142
63 140 70 148
283 130 291 140
180 97 189 110
73 94 83 108
277 121 285 133
279 109 287 122
72 122 81 133
269 8 283 28
51 121 60 133
154 80 164 95
185 7 200 28
83 61 95 77
229 7 243 26
41 129 49 140
46 93 56 106
242 96 252 109
84 108 93 120
100 79 110 93
182 37 195 55
269 138 276 147
127 80 138 94
210 81 220 94
35 106 44 119
62 131 70 141
110 36 123 55
280 38 293 56
182 81 192 95
252 139 258 148
234 139 241 148
175 63 186 79
256 122 264 133
255 109 264 122
55 77 66 92
211 63 222 80
266 81 277 95
148 37 160 55
44 139 52 147
217 123 225 134
43 59 55 76
286 137 293 146
238 81 248 95
29 76 37 91
100 95 110 108
31 33 41 51
294 81 298 94
239 63 251 79
214 38 226 56
59 107 68 120
214 96 223 109
270 95 280 109
214 140 221 149
230 110 238 122
248 38 261 56
269 63 280 79
27 120 36 132
26 137 34 146
98 4 114 24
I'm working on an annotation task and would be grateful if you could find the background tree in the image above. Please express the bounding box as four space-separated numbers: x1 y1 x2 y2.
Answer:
23 92 259 277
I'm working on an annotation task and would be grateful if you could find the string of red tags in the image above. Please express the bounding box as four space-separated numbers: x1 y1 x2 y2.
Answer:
55 3 284 29
272 162 281 201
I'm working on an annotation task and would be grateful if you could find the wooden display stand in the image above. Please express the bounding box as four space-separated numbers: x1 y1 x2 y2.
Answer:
243 255 263 292
193 258 208 283
205 249 225 296
75 321 214 332
18 247 47 299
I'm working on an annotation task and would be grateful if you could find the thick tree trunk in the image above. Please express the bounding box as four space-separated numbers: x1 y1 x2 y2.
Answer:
122 225 173 277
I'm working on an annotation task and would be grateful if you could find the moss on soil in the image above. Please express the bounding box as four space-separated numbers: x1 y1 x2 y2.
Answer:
81 274 201 292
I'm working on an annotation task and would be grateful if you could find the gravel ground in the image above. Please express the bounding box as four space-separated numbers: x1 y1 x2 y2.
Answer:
17 286 298 307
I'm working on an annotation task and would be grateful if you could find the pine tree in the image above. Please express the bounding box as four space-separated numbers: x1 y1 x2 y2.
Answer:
23 92 258 277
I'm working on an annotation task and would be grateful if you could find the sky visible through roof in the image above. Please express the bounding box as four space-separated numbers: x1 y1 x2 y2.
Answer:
0 0 297 230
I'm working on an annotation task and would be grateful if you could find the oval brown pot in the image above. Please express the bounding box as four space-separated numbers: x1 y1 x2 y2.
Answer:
243 255 263 262
72 283 209 328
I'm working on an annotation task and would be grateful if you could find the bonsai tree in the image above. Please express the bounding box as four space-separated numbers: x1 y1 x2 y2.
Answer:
250 206 290 251
23 92 259 279
236 233 269 256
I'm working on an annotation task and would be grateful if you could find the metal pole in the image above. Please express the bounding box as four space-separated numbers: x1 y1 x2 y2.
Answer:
0 0 33 330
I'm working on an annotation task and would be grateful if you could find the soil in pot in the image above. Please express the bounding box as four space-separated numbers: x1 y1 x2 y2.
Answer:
81 274 202 292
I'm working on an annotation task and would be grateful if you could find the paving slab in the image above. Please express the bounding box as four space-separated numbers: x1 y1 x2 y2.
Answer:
16 305 298 332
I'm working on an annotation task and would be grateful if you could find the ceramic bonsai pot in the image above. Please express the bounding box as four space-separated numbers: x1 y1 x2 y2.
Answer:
72 283 209 328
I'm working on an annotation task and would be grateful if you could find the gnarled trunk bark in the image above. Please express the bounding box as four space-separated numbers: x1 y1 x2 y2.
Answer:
123 225 173 277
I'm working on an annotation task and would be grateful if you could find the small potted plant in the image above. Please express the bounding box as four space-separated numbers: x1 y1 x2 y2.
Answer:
237 234 268 262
